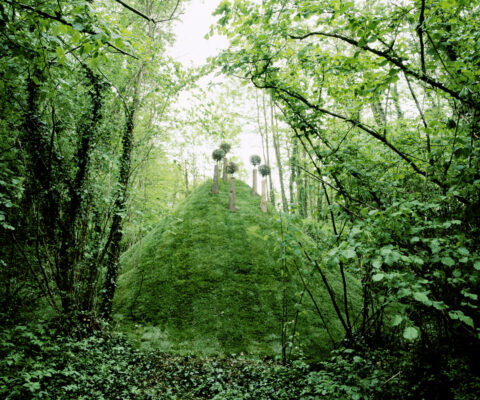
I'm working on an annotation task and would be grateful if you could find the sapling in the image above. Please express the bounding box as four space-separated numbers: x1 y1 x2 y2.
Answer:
220 142 232 182
211 149 225 194
250 155 261 196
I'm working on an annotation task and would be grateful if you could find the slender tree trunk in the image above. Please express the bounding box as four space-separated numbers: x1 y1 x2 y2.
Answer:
294 143 306 217
289 138 296 206
371 100 386 128
212 164 219 194
316 182 323 221
262 92 275 206
184 161 189 195
270 98 288 212
252 168 258 195
255 91 268 164
392 83 404 120
229 177 237 211
260 178 267 212
101 63 143 320
101 100 135 320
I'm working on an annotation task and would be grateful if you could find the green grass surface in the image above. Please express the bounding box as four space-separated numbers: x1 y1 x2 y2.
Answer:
114 179 360 360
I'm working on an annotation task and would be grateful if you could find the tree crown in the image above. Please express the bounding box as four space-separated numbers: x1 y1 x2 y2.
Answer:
258 164 271 177
220 142 232 154
250 155 261 166
212 148 225 162
226 161 238 175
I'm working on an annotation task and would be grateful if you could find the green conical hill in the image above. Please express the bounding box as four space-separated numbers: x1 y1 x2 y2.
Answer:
114 179 359 359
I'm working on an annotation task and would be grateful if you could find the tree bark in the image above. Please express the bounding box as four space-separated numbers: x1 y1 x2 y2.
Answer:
289 138 296 206
229 177 237 211
184 160 189 195
260 178 267 212
222 157 228 182
371 100 386 129
212 164 219 194
252 168 258 195
392 83 404 120
262 92 275 206
100 62 143 320
100 101 135 320
270 97 288 212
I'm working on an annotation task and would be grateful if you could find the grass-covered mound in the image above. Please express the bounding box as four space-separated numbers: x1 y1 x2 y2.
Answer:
114 179 359 358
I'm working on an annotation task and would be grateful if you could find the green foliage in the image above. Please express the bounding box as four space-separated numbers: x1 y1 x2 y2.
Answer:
258 164 271 177
220 142 232 154
250 155 261 166
226 161 238 174
212 0 480 396
6 322 477 399
0 0 185 319
213 148 226 162
0 323 145 399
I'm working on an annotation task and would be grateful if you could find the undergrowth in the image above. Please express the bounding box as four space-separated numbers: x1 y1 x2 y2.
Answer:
0 321 445 400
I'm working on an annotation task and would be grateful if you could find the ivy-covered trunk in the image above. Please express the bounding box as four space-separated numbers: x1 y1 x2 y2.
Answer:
19 68 106 316
101 102 135 320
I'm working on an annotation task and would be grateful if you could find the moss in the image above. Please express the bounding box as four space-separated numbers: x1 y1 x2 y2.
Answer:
114 179 360 360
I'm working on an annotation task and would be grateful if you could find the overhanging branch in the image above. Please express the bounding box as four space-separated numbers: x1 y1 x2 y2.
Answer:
6 0 138 59
289 30 477 109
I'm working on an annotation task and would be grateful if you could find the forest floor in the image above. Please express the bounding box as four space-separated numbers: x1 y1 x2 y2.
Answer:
1 321 350 399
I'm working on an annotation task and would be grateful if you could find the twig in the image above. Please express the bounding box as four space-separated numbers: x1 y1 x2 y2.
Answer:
382 371 401 386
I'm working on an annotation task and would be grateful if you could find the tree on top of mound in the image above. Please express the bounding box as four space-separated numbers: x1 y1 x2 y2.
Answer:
212 149 225 195
220 142 232 182
250 155 261 196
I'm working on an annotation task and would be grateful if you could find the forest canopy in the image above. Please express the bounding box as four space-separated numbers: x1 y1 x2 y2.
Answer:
1 0 479 398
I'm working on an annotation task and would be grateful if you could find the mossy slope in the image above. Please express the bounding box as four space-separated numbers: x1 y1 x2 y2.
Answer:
114 179 358 358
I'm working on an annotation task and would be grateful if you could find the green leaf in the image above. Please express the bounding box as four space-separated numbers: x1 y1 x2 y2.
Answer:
449 310 474 328
403 326 419 340
72 23 84 31
372 257 382 269
392 314 403 326
474 261 480 271
56 46 65 59
341 248 356 259
441 257 455 267
372 273 384 282
430 239 441 254
413 292 430 305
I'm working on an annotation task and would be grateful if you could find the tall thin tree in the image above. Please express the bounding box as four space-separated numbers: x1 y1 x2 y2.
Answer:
212 149 225 194
250 155 261 195
220 142 231 182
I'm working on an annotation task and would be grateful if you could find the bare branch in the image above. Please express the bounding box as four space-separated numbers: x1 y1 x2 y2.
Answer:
157 0 181 23
416 0 426 75
114 0 156 23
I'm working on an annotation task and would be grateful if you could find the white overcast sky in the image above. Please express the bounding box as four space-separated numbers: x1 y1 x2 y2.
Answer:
166 0 270 189
168 0 229 67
